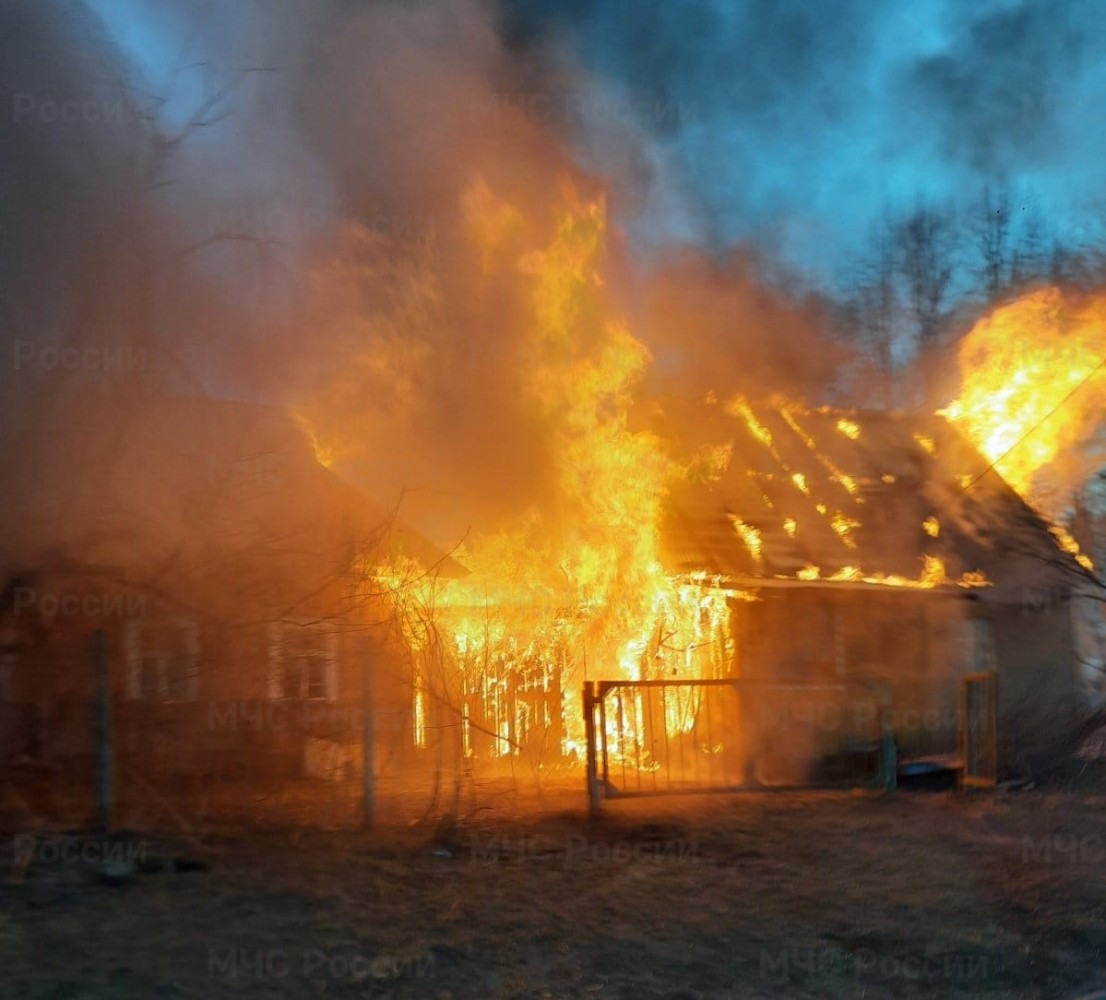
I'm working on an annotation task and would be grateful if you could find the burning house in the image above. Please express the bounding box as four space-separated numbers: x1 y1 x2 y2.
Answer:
658 397 1103 779
3 384 1102 823
5 181 1104 827
407 397 1104 794
2 129 1103 817
276 189 1106 794
0 387 463 823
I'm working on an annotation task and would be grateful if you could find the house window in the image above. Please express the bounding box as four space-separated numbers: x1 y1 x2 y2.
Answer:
956 618 996 673
267 624 337 700
123 619 200 702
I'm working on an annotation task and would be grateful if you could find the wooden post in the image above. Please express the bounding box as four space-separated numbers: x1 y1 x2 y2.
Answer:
92 629 113 831
362 650 375 828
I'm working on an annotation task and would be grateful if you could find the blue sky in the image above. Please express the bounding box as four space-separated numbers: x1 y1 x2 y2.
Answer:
87 0 265 133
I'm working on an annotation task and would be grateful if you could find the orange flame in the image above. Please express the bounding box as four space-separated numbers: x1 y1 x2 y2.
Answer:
940 286 1106 509
368 178 747 757
939 285 1104 571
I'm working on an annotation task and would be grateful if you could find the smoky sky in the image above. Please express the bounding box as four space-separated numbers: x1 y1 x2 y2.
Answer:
7 0 1101 343
501 0 1106 285
6 0 1106 550
78 0 1106 292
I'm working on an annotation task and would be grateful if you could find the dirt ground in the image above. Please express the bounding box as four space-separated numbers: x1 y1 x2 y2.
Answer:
4 777 1106 1000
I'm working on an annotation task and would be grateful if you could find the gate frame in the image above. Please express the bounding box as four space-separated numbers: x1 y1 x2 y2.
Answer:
584 677 894 815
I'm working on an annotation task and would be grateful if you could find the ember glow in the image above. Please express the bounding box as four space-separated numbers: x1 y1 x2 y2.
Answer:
706 396 992 592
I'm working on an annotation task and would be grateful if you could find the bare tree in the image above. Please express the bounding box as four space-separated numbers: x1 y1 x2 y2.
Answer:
972 184 1012 300
835 213 902 408
1009 197 1049 288
895 205 956 351
857 222 899 407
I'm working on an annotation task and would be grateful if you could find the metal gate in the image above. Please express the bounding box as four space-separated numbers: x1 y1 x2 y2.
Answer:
584 678 894 814
960 670 998 788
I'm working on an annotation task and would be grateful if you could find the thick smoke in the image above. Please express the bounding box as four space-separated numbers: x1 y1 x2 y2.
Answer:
0 0 846 556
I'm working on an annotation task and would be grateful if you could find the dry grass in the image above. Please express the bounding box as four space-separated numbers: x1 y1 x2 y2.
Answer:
4 780 1106 999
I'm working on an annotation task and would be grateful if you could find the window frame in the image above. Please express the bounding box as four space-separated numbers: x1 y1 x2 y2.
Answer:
266 622 338 701
122 617 200 703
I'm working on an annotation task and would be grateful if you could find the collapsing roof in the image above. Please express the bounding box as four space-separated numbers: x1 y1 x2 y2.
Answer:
658 398 1099 601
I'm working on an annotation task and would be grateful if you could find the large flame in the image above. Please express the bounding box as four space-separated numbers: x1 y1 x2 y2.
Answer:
940 286 1106 510
362 178 743 759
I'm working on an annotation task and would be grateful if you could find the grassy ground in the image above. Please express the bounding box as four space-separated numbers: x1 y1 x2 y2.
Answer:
4 780 1106 999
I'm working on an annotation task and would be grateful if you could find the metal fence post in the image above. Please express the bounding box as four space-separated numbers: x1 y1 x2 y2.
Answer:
584 682 601 817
